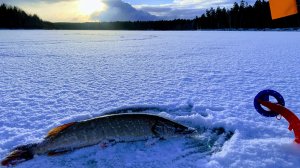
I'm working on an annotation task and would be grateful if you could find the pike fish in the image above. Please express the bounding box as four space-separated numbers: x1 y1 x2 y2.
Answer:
1 113 196 166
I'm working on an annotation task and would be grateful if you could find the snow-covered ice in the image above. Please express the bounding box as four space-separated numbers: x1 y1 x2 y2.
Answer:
1 30 300 167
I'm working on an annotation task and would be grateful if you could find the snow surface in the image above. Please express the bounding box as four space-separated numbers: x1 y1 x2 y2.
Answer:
1 30 300 168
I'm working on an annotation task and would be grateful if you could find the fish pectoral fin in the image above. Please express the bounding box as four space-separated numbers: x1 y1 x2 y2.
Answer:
47 149 71 156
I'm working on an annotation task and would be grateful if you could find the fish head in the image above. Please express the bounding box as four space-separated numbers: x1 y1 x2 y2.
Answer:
153 120 197 137
1 144 36 166
175 126 197 135
1 149 34 166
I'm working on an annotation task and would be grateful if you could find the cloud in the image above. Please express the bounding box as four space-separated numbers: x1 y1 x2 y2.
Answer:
0 0 258 21
138 5 204 20
0 0 75 4
0 0 159 21
94 0 157 22
135 0 258 20
1 0 158 22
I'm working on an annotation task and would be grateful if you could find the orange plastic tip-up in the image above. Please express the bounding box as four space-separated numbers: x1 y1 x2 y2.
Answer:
269 0 298 20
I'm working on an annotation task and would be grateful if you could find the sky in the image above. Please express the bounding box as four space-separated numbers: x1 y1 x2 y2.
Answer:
0 0 256 22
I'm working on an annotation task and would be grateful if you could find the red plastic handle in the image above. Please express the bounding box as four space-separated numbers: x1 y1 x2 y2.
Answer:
259 100 300 144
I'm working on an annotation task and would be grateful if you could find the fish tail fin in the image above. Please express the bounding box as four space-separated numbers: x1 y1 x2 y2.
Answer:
1 143 37 166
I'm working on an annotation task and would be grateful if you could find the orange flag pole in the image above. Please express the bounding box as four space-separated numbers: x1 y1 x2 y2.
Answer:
269 0 298 20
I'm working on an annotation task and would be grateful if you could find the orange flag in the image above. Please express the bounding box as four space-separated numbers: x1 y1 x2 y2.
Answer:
269 0 298 20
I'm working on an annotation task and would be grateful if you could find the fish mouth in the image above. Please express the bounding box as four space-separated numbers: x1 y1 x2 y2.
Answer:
1 150 34 166
1 157 26 167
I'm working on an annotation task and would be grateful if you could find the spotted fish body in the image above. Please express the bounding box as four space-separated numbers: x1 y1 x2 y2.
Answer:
1 113 196 166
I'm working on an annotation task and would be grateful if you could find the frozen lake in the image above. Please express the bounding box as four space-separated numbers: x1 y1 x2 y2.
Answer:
1 30 300 167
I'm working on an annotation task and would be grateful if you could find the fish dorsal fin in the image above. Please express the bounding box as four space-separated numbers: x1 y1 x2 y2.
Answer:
46 122 76 138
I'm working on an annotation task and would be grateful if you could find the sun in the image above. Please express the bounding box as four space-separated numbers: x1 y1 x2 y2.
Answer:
78 0 105 15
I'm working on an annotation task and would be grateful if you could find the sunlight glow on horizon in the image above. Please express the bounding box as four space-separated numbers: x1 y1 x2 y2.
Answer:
78 0 106 16
8 0 238 22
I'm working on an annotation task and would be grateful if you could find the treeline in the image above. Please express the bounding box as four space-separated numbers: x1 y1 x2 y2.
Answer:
1 1 300 30
0 3 53 29
56 0 300 30
55 20 196 30
196 0 300 29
